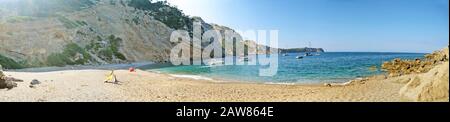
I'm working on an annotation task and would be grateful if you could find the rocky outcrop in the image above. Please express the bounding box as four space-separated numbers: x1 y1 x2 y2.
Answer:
195 17 279 56
425 47 449 63
385 47 449 102
381 58 434 77
382 47 449 77
0 71 17 89
399 62 449 102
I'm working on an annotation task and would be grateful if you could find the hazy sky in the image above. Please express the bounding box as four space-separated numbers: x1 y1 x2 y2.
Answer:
167 0 448 53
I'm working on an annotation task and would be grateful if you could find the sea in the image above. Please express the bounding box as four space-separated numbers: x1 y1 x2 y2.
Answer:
144 52 425 84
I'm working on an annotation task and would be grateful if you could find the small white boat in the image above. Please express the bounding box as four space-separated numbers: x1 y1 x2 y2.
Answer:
296 56 303 59
208 59 224 66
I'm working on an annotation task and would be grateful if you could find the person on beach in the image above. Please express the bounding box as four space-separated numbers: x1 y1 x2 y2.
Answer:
129 67 136 72
104 70 119 84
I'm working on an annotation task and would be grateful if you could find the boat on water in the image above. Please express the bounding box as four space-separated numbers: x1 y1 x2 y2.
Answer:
282 53 289 56
208 59 224 66
295 41 317 59
304 52 313 56
303 41 317 57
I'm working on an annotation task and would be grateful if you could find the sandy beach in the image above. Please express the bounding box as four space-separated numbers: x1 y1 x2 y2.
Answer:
0 69 409 102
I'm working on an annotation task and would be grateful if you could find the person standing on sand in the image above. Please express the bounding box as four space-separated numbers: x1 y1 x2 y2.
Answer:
104 70 119 84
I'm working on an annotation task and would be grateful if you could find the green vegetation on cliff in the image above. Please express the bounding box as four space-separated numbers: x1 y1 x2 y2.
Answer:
0 54 23 69
108 35 127 60
128 0 193 31
47 43 91 67
85 35 127 62
44 35 127 67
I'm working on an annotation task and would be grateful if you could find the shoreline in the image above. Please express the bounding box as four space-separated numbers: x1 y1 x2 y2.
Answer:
104 69 332 86
7 61 367 86
156 70 377 86
6 62 387 87
7 62 155 72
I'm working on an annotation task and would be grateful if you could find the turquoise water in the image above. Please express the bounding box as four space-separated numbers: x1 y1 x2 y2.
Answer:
145 52 425 84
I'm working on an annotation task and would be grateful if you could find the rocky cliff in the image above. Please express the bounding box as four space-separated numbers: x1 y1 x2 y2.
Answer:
279 48 325 53
0 0 272 68
1 0 173 68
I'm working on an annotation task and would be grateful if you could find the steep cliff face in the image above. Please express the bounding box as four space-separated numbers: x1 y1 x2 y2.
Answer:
193 17 278 56
0 0 269 68
0 0 174 67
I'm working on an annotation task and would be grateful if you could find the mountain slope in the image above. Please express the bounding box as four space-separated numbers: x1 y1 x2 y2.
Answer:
1 0 174 67
1 0 275 68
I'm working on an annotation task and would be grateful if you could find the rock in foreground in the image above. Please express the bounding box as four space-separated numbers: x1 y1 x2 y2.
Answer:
391 47 449 102
399 62 449 102
0 71 17 89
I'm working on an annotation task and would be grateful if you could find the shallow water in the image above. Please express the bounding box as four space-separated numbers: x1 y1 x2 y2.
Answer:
146 52 425 84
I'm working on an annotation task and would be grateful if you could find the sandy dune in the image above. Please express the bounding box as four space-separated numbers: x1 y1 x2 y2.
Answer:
0 69 408 102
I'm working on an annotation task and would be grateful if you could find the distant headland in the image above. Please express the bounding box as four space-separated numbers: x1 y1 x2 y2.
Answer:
279 48 325 53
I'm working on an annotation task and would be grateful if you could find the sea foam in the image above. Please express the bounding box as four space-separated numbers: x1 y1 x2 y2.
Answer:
170 74 213 81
